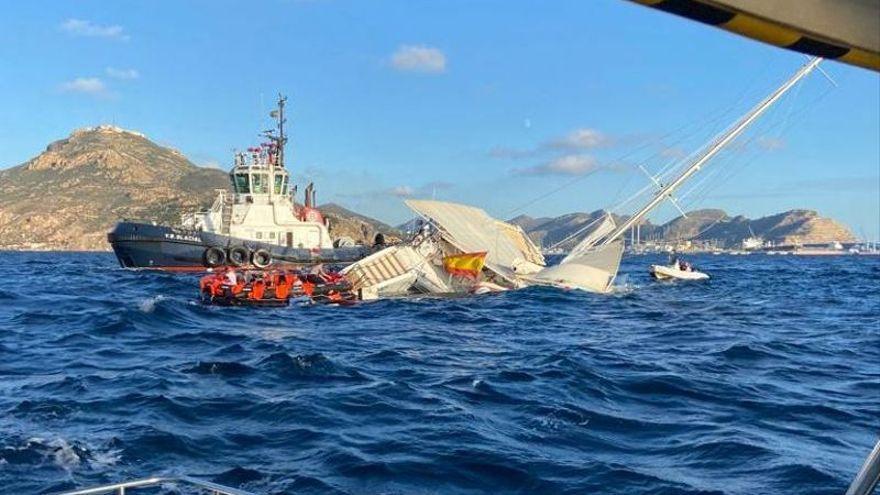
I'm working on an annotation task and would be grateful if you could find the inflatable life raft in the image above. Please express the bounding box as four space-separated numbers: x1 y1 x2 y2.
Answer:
199 269 357 307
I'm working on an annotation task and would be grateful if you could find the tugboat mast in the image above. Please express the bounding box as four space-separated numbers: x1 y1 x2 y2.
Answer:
266 94 288 168
277 94 287 168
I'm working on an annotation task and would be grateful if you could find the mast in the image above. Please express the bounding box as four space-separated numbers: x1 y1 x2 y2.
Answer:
602 57 822 246
276 94 287 168
267 94 288 168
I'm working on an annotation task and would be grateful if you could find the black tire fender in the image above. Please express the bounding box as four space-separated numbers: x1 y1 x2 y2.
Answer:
228 246 250 266
252 249 272 268
204 246 227 267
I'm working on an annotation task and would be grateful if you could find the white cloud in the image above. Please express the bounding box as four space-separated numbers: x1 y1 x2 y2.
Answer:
549 128 608 150
105 67 139 80
390 45 447 74
58 77 108 96
515 154 600 177
341 181 453 200
60 19 129 41
490 127 610 161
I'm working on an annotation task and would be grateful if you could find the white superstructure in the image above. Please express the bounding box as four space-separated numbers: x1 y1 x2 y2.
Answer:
180 95 334 250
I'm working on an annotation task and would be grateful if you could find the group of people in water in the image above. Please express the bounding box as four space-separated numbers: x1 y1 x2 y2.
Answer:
201 264 356 306
220 264 335 287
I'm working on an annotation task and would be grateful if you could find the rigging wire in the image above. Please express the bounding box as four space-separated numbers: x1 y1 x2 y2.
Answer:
668 78 836 244
558 63 830 250
502 70 778 219
682 78 834 209
525 61 829 251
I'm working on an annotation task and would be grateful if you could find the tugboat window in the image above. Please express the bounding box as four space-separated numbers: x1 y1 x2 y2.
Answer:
252 173 268 194
234 173 250 193
274 174 284 194
269 232 276 239
256 232 262 239
251 174 260 194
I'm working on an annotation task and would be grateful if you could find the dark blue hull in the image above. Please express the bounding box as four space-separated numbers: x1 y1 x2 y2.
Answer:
108 221 370 271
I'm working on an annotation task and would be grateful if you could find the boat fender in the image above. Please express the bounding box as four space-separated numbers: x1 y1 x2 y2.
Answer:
228 246 250 266
252 249 272 268
204 247 226 267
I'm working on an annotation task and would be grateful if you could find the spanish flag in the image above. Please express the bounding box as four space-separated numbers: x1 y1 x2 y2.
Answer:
442 252 487 279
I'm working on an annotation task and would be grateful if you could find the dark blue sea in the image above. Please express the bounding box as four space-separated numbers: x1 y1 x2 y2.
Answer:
1 252 877 495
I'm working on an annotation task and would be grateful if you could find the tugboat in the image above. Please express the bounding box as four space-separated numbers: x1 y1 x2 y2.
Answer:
108 95 371 271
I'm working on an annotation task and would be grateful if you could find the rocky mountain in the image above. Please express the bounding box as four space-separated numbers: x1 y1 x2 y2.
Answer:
0 126 396 251
0 126 228 251
510 207 855 249
320 203 401 245
673 208 856 246
511 210 642 249
507 214 553 233
652 209 729 242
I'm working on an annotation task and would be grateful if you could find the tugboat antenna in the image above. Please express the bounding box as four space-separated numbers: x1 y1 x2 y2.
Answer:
265 93 288 168
276 93 288 168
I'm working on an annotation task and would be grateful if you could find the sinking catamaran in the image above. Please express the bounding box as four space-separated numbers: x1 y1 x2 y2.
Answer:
343 57 823 297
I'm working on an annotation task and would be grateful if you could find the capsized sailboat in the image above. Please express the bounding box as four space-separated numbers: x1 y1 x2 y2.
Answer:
343 57 823 297
340 200 545 298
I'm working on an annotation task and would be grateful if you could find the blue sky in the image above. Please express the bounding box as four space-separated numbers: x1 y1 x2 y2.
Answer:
1 0 878 237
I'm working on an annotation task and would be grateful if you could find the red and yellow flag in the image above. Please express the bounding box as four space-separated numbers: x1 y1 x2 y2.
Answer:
442 252 487 279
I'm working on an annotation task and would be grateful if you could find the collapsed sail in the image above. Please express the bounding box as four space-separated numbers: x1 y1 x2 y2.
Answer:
405 200 545 282
530 212 623 294
532 241 623 293
562 212 617 262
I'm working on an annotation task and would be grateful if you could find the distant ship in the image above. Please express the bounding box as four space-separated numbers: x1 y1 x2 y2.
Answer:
108 95 372 271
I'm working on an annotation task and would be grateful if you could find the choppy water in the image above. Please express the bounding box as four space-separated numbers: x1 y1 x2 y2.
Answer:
0 251 877 494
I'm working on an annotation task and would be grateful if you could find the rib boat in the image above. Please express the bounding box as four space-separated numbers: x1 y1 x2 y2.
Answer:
650 263 710 281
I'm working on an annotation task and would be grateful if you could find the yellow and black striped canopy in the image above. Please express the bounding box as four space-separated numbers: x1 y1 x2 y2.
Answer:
629 0 880 71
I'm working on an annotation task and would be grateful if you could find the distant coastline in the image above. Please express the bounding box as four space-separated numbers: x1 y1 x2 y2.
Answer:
0 125 861 253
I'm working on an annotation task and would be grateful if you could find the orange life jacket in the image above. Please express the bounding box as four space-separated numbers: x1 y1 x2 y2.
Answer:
249 279 266 300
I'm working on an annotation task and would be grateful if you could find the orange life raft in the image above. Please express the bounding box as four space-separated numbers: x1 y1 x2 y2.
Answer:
199 269 357 307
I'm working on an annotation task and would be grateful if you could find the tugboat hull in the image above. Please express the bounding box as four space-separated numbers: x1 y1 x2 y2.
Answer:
108 221 370 271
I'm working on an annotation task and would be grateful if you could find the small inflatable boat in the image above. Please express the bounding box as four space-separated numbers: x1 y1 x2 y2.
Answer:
649 263 709 281
199 268 357 306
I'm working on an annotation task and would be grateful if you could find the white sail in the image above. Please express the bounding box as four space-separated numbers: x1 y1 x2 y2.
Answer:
405 200 545 281
531 241 623 293
562 212 617 262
